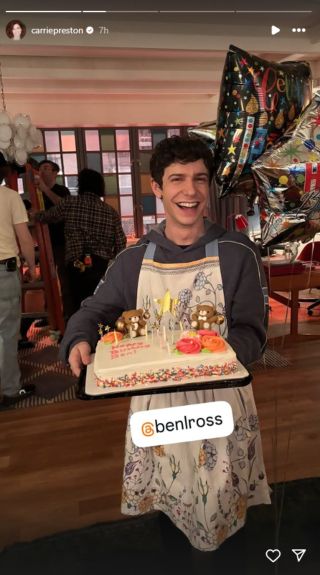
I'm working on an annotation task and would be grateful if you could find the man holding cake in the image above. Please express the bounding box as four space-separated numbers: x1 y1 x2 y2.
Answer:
60 136 270 565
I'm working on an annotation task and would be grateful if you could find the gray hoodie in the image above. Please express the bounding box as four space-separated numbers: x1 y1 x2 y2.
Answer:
59 219 268 367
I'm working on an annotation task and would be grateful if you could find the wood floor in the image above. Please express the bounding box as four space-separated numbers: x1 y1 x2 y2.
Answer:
0 299 319 549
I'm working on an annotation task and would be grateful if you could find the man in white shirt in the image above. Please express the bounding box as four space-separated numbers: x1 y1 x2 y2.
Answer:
0 153 37 407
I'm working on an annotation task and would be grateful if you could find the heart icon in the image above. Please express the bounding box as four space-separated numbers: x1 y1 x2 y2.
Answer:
265 549 281 563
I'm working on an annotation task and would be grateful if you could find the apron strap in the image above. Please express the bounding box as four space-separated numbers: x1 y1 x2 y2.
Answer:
144 242 157 260
205 239 219 257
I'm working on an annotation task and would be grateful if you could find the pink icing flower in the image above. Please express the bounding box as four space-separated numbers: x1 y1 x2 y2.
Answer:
198 329 218 337
176 337 202 354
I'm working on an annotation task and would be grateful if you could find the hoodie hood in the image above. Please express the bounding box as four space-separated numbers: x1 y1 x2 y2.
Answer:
142 218 227 254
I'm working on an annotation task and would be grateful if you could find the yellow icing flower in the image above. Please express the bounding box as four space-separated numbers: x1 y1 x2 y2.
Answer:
181 330 199 339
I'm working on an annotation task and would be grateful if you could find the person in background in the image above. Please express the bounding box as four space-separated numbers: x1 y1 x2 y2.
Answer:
18 199 36 349
6 19 26 40
0 153 36 408
36 168 127 316
59 137 270 573
35 160 71 324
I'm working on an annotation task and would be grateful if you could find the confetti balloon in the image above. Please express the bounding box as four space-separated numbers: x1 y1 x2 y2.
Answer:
188 121 216 153
260 205 320 247
253 92 320 246
214 45 312 198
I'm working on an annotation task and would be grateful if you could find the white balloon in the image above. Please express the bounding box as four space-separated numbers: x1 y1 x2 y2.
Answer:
13 135 25 149
14 114 31 129
17 125 27 140
25 137 34 153
6 144 16 160
28 125 38 140
15 148 28 165
34 128 43 147
0 139 10 150
0 111 11 125
0 149 8 160
0 124 12 141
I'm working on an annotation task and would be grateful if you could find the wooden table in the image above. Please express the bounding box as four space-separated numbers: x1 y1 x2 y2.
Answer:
267 269 320 339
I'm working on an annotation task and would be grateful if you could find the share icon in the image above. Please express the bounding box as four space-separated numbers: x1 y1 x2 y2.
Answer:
292 549 306 562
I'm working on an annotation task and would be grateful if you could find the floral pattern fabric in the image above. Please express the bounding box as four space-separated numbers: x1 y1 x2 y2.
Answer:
121 242 270 551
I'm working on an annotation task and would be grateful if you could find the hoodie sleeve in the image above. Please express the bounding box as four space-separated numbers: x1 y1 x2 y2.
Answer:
59 243 146 362
220 236 268 367
36 199 67 223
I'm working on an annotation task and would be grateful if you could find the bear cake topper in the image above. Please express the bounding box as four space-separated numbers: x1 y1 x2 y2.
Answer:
97 301 224 344
191 304 224 330
115 309 148 338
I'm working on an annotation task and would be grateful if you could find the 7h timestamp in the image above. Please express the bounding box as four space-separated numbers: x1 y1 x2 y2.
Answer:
99 26 109 34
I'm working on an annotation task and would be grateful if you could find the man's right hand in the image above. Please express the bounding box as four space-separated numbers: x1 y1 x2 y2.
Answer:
37 177 51 196
69 341 92 377
23 265 37 283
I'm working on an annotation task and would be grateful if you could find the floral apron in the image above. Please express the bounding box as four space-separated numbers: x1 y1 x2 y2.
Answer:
121 240 270 551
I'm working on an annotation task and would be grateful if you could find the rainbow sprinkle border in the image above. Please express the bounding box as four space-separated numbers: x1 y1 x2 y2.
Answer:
96 361 238 389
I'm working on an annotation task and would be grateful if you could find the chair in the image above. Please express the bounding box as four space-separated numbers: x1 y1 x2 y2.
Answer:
296 241 320 315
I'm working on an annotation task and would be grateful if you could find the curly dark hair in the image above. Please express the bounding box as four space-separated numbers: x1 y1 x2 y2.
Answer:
6 20 26 39
150 136 214 188
78 168 105 198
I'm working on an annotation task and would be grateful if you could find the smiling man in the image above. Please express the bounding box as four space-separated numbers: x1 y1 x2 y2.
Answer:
60 136 270 562
151 158 211 244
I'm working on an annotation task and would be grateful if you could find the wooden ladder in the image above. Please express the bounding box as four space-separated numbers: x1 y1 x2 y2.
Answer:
9 164 65 335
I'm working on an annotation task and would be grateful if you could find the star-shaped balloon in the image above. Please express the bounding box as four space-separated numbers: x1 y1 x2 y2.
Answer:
187 121 216 153
214 45 312 198
252 92 320 245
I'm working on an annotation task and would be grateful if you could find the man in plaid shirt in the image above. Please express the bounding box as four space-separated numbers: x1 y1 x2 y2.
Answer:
37 168 126 316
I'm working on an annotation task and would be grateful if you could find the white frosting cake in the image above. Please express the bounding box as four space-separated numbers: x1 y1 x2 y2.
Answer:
94 330 238 390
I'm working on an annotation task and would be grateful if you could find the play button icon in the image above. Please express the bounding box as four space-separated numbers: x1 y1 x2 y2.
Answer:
271 25 281 35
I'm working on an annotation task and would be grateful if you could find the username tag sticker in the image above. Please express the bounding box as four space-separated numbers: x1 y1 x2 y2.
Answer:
130 401 234 447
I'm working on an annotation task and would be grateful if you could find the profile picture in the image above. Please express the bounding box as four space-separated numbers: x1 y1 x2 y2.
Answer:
6 19 26 41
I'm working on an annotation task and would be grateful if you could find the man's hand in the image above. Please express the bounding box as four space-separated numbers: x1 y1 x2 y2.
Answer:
69 341 92 377
23 265 37 282
36 175 52 197
35 174 63 206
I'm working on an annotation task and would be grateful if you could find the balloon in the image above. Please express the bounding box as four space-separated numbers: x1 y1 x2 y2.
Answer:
34 128 43 147
253 92 320 246
13 135 25 149
252 92 320 210
17 125 27 140
0 124 12 141
28 125 38 142
13 114 31 129
0 139 10 150
6 144 16 160
214 45 312 197
188 121 216 153
261 204 320 247
25 137 35 153
14 148 28 165
0 111 11 125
